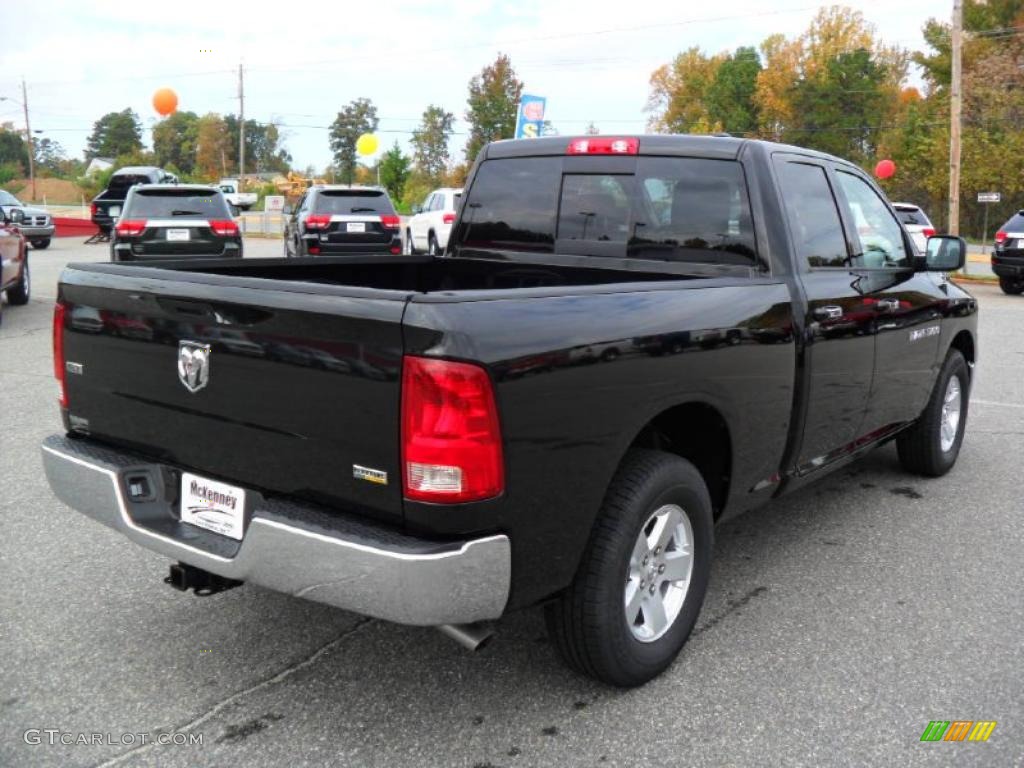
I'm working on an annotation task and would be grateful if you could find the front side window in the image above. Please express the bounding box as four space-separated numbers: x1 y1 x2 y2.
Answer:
774 161 848 268
835 171 909 268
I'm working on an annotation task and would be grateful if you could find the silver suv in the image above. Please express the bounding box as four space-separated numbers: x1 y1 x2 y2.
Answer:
0 189 54 249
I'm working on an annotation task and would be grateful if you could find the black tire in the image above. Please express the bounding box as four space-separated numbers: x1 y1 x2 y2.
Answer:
998 276 1024 295
31 238 51 250
896 349 970 477
428 233 439 256
545 449 714 687
7 254 29 305
283 235 291 258
405 229 416 255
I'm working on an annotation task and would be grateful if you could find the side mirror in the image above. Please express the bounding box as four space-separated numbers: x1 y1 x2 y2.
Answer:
8 208 25 225
411 204 422 214
923 235 966 272
229 203 241 218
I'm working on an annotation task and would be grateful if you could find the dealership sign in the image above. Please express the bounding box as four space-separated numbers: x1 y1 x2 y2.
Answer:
515 95 547 139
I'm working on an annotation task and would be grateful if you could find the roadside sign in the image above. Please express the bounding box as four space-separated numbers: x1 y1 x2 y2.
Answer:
264 195 285 212
977 192 1000 203
515 95 547 139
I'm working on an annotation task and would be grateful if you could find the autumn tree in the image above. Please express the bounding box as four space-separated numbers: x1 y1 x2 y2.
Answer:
646 47 725 133
465 53 523 162
411 105 455 185
706 47 762 134
194 113 232 180
329 98 379 185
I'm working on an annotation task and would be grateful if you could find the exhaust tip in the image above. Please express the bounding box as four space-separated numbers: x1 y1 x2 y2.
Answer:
437 623 494 652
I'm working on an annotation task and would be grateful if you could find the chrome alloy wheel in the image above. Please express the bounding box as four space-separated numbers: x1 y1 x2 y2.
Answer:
625 504 694 642
940 375 962 453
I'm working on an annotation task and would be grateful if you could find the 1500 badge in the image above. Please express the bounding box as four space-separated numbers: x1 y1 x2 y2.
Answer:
910 325 940 342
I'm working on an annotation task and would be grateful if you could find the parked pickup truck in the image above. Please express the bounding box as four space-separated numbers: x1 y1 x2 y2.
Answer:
218 179 257 211
42 135 976 687
91 166 177 234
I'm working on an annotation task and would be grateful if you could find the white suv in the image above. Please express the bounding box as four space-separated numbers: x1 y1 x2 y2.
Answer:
405 187 462 255
892 203 936 253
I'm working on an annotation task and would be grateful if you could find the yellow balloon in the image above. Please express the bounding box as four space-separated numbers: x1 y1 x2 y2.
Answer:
356 133 379 157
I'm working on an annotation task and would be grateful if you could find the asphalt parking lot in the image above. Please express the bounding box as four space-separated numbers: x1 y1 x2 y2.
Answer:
2 237 1022 767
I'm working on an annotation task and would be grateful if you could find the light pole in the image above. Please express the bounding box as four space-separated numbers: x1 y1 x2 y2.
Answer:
0 81 36 201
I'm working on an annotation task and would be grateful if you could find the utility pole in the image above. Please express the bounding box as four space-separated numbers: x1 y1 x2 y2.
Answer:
237 63 245 189
948 0 963 235
21 78 35 202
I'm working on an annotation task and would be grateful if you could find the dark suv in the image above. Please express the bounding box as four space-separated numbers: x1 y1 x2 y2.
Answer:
110 185 242 262
993 209 1024 294
283 186 401 257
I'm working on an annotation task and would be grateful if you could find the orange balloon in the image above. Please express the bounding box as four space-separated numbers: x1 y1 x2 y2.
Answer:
153 88 178 116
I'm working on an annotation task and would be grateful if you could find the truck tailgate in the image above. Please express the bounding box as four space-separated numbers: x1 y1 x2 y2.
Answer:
58 265 409 525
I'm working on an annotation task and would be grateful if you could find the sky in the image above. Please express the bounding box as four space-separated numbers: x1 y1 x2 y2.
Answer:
0 0 948 172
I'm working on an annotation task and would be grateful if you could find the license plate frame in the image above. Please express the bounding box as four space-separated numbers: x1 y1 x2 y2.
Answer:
346 222 366 233
180 472 247 540
167 228 191 242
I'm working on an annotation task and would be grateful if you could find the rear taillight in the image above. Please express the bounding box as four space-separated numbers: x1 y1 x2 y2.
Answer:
308 245 320 255
114 219 145 236
995 230 1007 244
401 356 503 504
53 301 67 408
390 246 401 254
566 137 639 155
923 227 936 238
442 212 456 225
90 202 97 218
380 215 401 229
210 219 239 236
305 214 331 231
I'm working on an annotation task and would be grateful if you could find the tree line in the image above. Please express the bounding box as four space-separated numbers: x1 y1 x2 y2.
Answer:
645 2 1024 237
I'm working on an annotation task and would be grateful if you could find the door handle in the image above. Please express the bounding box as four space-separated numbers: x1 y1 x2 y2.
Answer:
813 305 843 320
874 298 900 313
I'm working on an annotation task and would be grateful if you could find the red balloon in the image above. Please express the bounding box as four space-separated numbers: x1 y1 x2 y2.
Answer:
875 159 896 179
152 88 178 117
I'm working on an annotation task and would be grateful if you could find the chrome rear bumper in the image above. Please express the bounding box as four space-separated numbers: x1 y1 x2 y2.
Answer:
41 434 510 626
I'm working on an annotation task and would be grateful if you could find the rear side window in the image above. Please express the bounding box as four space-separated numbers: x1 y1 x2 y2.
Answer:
316 190 395 215
895 207 928 226
126 189 230 219
628 157 757 266
459 158 560 252
774 161 848 268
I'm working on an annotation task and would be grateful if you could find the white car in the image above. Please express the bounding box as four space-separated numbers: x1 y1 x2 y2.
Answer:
892 202 936 253
219 179 258 211
405 187 462 255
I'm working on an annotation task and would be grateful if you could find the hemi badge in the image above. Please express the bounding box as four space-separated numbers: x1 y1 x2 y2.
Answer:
66 362 84 375
353 465 388 486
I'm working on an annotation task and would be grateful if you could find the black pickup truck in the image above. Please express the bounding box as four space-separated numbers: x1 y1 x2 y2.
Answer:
91 166 177 234
42 135 976 687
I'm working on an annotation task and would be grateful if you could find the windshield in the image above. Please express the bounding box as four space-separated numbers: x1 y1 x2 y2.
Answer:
125 189 231 219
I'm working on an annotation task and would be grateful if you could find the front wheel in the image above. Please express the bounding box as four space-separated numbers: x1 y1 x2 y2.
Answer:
404 230 416 255
545 450 713 687
7 255 29 305
999 276 1024 295
31 238 51 250
896 349 970 476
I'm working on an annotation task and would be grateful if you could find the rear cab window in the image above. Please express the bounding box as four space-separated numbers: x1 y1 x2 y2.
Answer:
316 190 395 215
125 189 231 219
455 155 760 269
894 206 929 227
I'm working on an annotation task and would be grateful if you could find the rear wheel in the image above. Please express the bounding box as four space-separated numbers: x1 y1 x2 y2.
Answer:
545 450 713 687
896 349 969 476
999 276 1024 295
31 238 50 250
405 229 416 255
7 255 30 305
428 233 439 256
